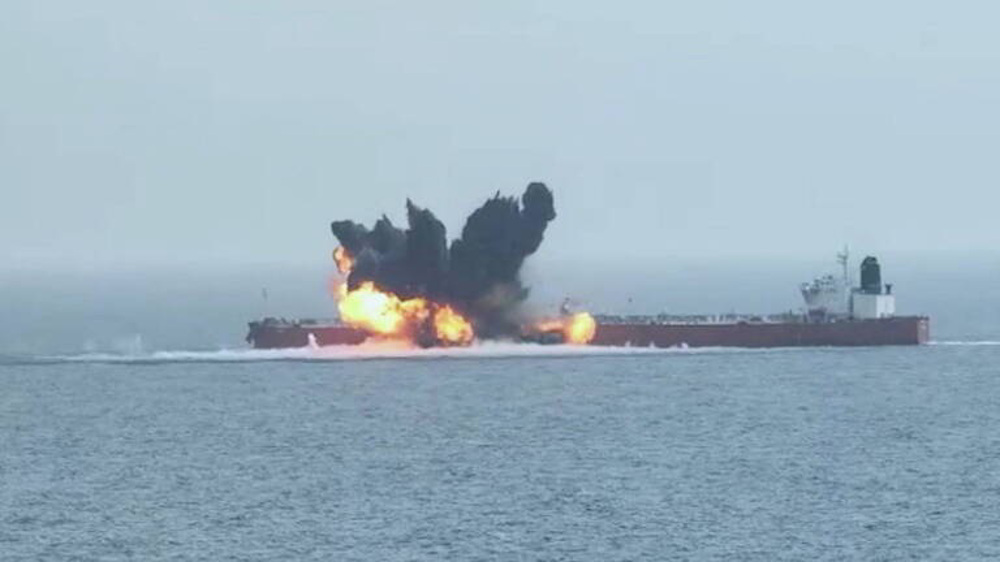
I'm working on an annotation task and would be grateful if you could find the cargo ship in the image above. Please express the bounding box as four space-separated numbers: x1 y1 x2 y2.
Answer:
247 252 929 349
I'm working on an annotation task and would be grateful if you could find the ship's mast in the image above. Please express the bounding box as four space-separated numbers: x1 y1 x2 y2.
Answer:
837 246 850 286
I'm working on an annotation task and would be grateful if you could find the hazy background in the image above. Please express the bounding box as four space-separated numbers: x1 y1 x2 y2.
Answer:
2 1 998 352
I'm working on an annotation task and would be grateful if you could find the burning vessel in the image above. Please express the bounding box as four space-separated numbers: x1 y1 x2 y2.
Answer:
250 224 928 349
247 250 928 349
246 183 927 349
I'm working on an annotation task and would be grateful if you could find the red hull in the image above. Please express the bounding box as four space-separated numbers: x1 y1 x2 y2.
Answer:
247 322 368 349
247 317 929 349
594 316 928 348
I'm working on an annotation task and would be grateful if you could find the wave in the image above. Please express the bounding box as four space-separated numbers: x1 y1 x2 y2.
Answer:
22 340 693 365
13 338 977 366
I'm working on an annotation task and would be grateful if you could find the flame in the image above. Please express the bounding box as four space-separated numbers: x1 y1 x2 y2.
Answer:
333 246 354 275
337 282 420 335
335 281 474 346
434 305 474 345
535 318 564 333
564 312 596 344
534 312 597 345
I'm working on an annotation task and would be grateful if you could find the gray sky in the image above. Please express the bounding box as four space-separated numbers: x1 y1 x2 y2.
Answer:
3 0 999 271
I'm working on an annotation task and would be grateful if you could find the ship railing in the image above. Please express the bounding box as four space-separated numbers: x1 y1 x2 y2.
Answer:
592 313 805 325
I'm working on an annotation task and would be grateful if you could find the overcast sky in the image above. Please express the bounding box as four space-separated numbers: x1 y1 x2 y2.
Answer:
3 1 999 271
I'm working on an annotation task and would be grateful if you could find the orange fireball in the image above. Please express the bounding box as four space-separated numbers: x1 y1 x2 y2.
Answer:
434 305 475 345
534 311 597 345
334 280 475 346
337 282 418 335
564 312 597 344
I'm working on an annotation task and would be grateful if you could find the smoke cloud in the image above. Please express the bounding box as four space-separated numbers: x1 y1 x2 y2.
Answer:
331 182 556 338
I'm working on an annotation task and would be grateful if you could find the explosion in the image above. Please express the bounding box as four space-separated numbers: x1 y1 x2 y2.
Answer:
333 251 475 346
336 281 423 336
327 183 596 348
565 312 597 344
535 312 597 345
433 305 475 345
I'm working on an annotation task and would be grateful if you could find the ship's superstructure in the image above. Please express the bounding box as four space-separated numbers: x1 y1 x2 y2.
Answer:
800 249 896 321
246 251 929 349
800 248 852 318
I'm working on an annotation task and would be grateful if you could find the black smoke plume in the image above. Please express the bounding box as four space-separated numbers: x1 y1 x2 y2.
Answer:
331 182 556 338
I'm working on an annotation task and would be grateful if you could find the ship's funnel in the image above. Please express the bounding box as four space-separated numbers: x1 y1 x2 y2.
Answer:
860 256 882 295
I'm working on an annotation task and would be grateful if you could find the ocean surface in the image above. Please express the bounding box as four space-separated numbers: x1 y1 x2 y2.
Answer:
3 342 1000 560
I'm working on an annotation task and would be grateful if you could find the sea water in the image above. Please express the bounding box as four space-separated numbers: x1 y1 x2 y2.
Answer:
2 342 999 560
